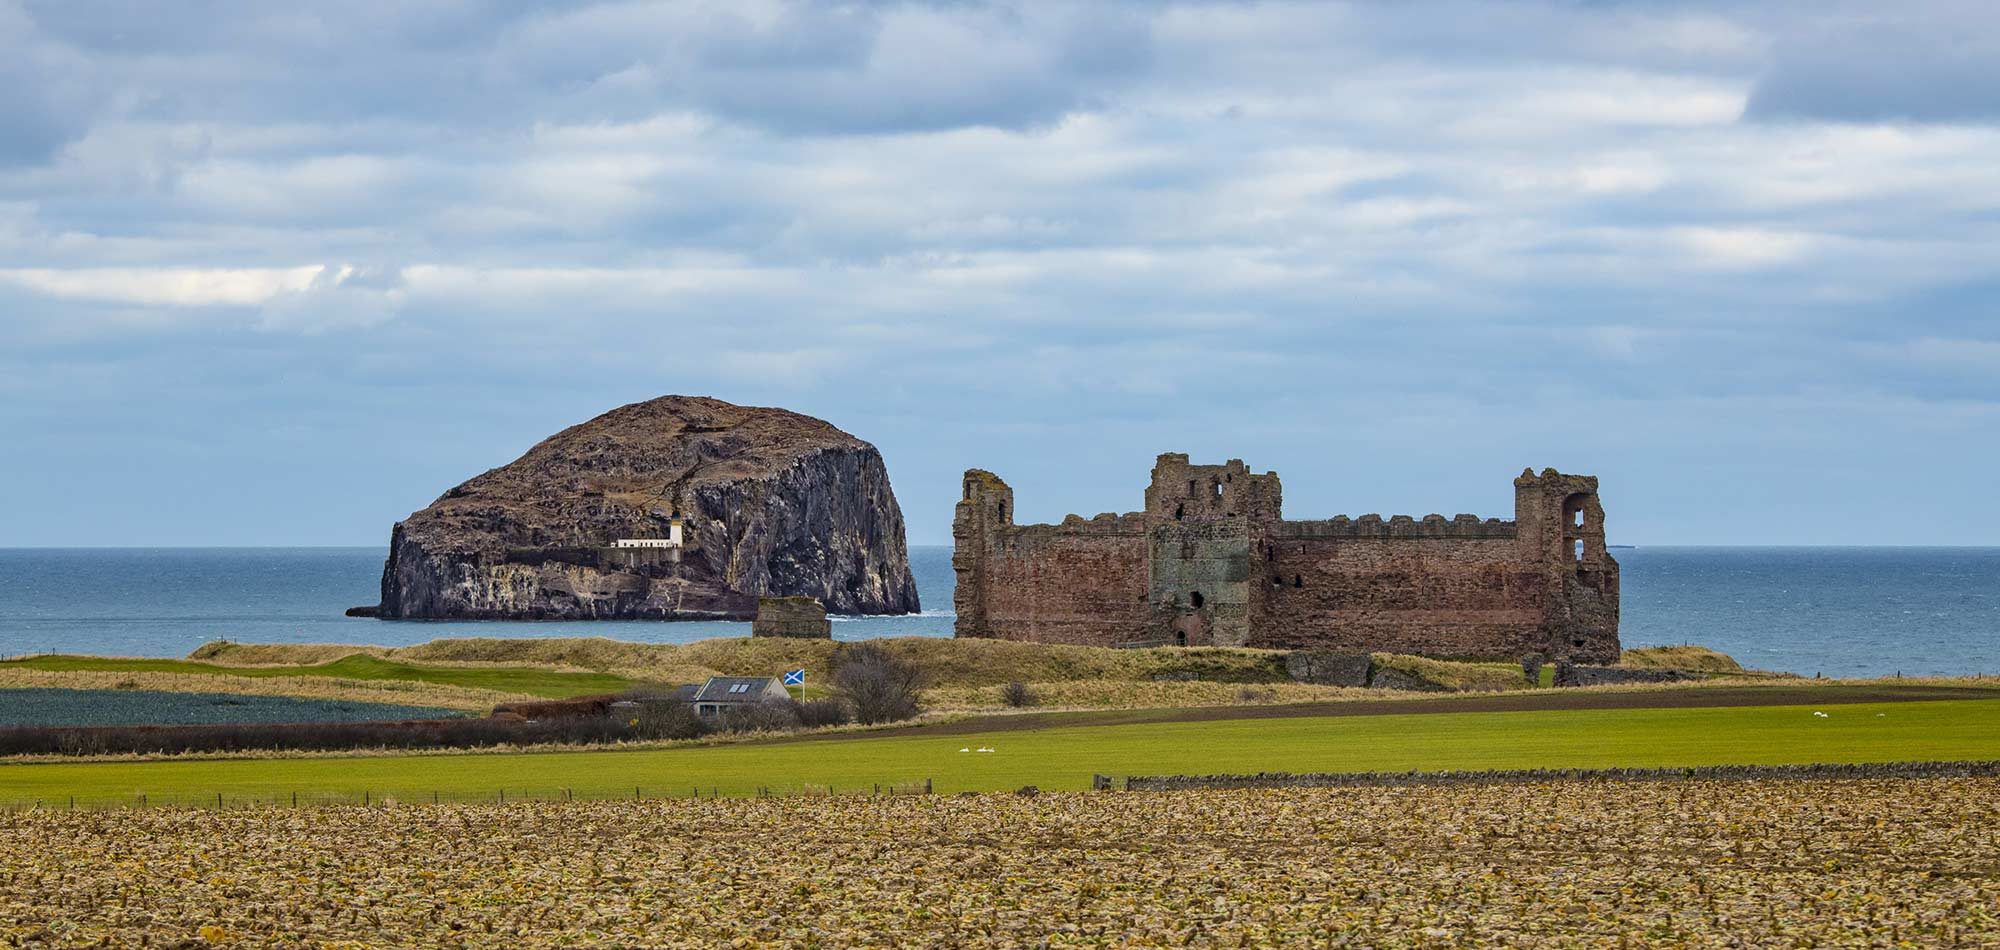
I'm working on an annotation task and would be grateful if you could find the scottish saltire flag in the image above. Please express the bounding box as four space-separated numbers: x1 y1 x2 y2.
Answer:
782 669 806 686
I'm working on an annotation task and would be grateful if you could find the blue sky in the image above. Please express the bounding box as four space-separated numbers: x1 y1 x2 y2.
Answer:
3 0 1997 547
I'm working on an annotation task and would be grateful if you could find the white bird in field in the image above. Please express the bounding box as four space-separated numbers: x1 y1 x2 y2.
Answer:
1813 711 1829 718
958 748 970 753
976 747 995 753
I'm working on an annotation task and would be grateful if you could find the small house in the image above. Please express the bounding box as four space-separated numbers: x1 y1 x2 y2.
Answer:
690 676 790 719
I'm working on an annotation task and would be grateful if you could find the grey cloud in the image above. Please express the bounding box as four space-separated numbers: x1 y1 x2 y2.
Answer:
5 1 2000 545
1744 11 2000 123
0 2 99 165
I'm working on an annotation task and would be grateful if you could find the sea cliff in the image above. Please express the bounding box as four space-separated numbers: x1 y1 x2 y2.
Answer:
375 396 919 620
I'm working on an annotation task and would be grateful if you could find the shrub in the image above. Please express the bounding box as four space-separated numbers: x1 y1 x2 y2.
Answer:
719 701 803 734
629 700 710 741
1000 682 1034 708
832 643 925 725
794 698 853 728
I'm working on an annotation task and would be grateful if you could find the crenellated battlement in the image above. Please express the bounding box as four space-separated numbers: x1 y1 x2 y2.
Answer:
1272 513 1517 540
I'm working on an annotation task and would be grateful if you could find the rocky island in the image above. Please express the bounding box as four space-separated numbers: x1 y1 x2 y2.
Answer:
369 395 920 621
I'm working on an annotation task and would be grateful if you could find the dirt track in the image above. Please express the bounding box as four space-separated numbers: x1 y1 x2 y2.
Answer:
796 682 2000 742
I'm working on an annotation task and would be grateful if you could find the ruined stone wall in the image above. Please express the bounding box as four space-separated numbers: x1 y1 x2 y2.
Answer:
751 595 831 638
957 525 1151 645
954 460 1620 661
953 471 1152 644
1255 536 1554 657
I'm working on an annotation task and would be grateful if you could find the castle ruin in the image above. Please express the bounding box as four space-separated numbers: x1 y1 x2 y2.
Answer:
952 455 1619 662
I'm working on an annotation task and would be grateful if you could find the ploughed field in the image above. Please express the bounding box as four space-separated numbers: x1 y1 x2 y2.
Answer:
2 779 1994 948
0 688 457 728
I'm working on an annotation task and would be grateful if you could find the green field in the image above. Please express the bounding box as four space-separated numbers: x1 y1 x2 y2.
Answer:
4 698 1995 806
0 654 641 699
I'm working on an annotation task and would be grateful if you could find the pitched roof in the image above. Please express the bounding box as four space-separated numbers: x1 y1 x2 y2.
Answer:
693 676 781 703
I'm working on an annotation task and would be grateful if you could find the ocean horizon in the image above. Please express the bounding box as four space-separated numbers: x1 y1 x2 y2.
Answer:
1 545 1994 679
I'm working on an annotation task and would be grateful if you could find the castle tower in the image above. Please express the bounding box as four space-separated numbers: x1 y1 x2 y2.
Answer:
1143 453 1282 522
951 470 1014 638
1514 468 1620 661
1140 454 1278 648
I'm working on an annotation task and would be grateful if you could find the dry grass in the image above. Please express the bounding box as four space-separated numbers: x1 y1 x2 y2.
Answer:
192 636 1296 687
0 669 531 712
1620 645 1747 672
1368 653 1531 691
2 780 1994 947
183 641 375 665
923 680 1375 711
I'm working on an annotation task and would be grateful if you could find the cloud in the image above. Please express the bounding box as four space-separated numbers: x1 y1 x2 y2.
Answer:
3 1 2000 545
1744 6 2000 123
0 266 322 306
0 1 100 164
257 264 406 332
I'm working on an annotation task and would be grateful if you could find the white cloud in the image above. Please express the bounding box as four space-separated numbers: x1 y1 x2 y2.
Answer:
257 264 406 332
0 266 322 307
1671 227 1817 270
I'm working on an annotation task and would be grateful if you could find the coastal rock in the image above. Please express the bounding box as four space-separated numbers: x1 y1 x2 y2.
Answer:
375 395 920 620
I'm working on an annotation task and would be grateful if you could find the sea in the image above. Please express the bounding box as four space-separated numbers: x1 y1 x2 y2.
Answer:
0 546 1994 678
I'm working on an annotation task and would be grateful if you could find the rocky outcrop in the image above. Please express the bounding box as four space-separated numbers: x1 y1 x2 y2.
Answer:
375 396 920 620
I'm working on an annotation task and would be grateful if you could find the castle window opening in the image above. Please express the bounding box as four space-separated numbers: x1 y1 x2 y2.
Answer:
1188 480 1197 497
1189 591 1205 609
1176 631 1188 647
1574 539 1585 562
1293 575 1303 588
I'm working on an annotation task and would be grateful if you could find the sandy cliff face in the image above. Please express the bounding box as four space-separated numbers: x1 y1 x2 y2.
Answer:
376 396 919 620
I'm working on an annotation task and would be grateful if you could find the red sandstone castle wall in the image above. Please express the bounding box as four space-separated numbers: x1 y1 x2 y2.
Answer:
1254 537 1554 657
966 527 1150 645
953 461 1618 662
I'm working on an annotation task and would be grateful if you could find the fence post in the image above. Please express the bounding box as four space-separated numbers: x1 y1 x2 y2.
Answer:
363 790 369 807
635 786 641 800
433 791 439 805
292 791 297 808
498 789 505 804
216 792 223 809
924 778 933 795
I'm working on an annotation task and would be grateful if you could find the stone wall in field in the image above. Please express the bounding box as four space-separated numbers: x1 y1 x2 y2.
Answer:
751 596 831 639
1120 761 2000 791
1553 662 1700 687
